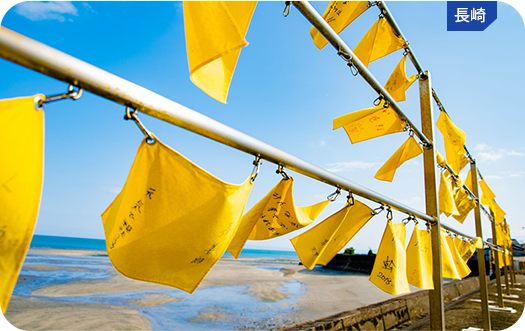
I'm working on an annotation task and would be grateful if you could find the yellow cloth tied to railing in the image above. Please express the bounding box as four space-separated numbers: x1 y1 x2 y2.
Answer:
436 112 467 175
353 17 405 68
375 136 423 182
454 236 476 262
310 1 369 50
452 185 476 224
479 179 496 206
290 199 373 270
0 95 45 314
384 55 418 103
489 200 506 224
333 102 406 144
370 222 410 295
228 177 329 258
101 138 253 294
440 230 461 280
439 172 459 217
406 228 434 290
447 235 471 279
184 1 257 103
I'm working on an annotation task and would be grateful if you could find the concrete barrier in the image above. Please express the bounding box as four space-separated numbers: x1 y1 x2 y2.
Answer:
280 277 481 331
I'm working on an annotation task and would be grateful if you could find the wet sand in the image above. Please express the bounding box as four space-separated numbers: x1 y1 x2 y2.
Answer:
4 248 398 330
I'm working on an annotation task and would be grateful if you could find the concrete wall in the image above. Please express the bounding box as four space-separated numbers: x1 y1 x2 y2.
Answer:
280 277 481 331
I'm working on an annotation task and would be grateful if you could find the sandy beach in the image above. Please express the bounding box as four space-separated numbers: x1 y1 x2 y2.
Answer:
4 248 401 330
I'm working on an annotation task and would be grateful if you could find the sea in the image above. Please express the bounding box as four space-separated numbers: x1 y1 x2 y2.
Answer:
11 235 305 330
29 234 299 260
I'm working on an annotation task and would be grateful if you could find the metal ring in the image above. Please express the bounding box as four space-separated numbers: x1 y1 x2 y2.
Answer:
386 207 393 221
34 95 45 110
346 193 355 207
276 164 290 180
349 63 359 76
373 96 383 106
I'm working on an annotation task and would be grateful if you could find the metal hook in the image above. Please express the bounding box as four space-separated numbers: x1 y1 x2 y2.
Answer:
349 62 359 76
346 193 355 207
372 204 384 216
283 1 291 17
36 84 83 108
402 215 414 226
250 156 262 183
386 207 393 222
373 96 384 107
327 187 341 202
276 164 290 180
382 99 390 108
124 107 155 144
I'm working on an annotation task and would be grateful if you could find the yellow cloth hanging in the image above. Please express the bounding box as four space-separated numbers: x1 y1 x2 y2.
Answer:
101 138 253 294
375 136 423 182
489 200 506 224
438 172 459 217
228 177 329 258
452 186 476 224
384 55 418 102
0 95 45 314
370 222 410 295
454 237 476 262
479 179 496 206
441 230 461 279
311 1 369 50
333 102 406 144
353 17 405 68
464 168 475 194
436 112 467 174
436 150 447 168
447 235 471 279
406 228 434 290
184 1 257 103
290 200 373 270
475 237 483 250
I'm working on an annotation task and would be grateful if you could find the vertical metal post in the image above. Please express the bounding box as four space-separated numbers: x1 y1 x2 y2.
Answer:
510 246 517 285
503 254 511 295
470 161 491 330
491 215 504 307
419 71 445 330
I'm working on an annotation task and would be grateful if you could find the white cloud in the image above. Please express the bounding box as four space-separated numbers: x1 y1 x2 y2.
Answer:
474 143 524 162
325 161 381 173
99 186 121 194
14 1 78 22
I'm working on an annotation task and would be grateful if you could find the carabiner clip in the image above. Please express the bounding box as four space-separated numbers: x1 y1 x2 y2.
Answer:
372 204 385 216
276 164 290 180
346 193 355 207
124 107 155 144
250 156 262 183
327 187 341 202
386 207 393 222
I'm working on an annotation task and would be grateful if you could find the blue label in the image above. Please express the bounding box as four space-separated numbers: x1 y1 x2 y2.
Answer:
447 1 497 31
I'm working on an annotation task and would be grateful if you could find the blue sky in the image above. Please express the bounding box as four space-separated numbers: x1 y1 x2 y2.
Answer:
0 1 524 254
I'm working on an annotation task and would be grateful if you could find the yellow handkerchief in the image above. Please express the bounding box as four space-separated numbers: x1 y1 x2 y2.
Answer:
452 186 476 224
333 103 406 144
489 200 506 224
384 55 418 102
184 1 257 103
479 179 496 206
454 237 475 262
0 95 45 314
436 112 467 174
290 199 373 270
228 177 329 258
311 1 369 50
353 17 405 68
406 228 434 290
447 236 471 279
464 168 475 194
439 172 459 217
101 138 253 294
375 136 423 182
441 230 460 279
370 222 410 295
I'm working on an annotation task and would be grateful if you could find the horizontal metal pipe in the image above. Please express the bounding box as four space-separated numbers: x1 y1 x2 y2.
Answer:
376 1 426 76
292 1 431 147
0 26 434 222
441 221 502 251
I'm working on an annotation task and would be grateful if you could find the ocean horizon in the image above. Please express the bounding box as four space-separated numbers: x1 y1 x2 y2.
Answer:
30 234 300 260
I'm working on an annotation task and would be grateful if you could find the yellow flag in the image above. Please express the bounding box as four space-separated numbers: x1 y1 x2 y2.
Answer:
454 237 476 262
439 172 459 217
353 17 405 68
101 138 253 294
452 186 476 224
489 200 506 224
406 228 433 290
436 112 467 174
290 200 373 270
0 95 44 314
228 177 329 258
184 1 257 103
447 236 471 279
375 136 423 182
479 179 496 206
475 237 483 250
464 168 475 193
333 103 406 144
370 222 410 295
440 230 461 279
436 150 447 168
311 1 369 50
384 55 418 102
